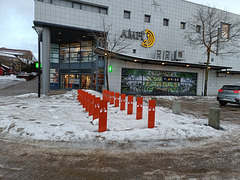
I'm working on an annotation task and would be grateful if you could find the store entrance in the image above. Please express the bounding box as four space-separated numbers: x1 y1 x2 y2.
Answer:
60 74 96 90
61 74 80 89
81 74 96 90
81 75 92 89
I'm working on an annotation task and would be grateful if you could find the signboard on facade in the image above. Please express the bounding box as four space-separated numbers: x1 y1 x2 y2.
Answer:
162 77 181 82
121 29 155 48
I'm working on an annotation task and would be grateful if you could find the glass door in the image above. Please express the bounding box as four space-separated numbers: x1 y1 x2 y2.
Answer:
60 74 80 89
71 74 80 89
81 75 92 89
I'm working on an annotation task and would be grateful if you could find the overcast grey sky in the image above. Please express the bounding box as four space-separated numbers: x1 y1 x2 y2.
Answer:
0 0 37 56
188 0 240 14
0 0 239 58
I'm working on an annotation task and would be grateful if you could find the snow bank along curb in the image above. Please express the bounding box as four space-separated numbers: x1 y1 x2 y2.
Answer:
0 74 26 81
0 90 238 145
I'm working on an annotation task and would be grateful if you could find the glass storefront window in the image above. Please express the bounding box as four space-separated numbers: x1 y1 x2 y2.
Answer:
50 40 100 91
70 48 80 53
98 74 104 79
121 68 197 95
50 44 59 63
50 68 59 89
60 54 69 63
50 69 59 83
70 52 78 63
81 46 92 51
98 68 104 74
57 41 95 63
60 44 70 63
81 75 92 89
82 51 93 62
60 44 69 50
70 43 80 48
60 74 80 89
51 53 59 59
81 41 92 47
98 80 104 85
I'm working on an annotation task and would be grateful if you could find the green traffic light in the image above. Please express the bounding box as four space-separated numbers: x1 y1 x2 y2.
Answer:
108 65 112 72
35 63 42 68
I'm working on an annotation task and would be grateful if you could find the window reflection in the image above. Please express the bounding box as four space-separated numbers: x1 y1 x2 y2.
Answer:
222 23 230 39
56 41 95 63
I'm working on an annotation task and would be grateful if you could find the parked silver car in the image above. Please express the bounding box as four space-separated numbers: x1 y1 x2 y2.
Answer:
217 85 240 106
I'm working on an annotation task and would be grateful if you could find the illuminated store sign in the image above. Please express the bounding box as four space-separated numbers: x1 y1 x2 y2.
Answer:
163 77 181 82
121 29 155 48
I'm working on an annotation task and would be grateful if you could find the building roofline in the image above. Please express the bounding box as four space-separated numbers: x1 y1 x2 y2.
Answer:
108 50 232 70
218 70 240 74
33 21 102 34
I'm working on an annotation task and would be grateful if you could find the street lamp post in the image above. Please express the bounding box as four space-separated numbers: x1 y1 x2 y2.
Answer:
32 26 44 98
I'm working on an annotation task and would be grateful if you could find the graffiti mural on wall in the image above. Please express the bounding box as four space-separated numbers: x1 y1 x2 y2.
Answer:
121 68 197 95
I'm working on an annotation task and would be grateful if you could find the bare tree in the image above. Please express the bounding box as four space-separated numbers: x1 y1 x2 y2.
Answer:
92 16 133 91
184 6 240 96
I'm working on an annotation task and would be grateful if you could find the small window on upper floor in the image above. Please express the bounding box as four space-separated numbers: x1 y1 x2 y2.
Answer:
222 23 230 39
99 8 107 15
144 14 151 23
72 2 81 9
163 18 169 26
42 0 51 3
196 25 201 33
124 10 131 19
180 22 186 29
51 0 59 5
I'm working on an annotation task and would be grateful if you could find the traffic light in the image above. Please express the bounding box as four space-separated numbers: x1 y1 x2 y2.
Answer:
108 65 112 72
35 62 42 68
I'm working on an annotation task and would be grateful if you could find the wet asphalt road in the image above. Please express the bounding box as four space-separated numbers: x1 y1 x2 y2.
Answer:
0 77 38 96
0 78 240 179
154 97 240 125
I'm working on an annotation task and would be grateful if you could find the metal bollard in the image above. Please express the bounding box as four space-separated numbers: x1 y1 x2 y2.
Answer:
136 97 143 120
99 100 108 132
127 95 134 115
148 100 156 128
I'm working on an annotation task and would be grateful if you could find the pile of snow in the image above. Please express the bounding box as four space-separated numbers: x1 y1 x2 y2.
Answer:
156 95 216 101
0 90 238 148
0 74 26 82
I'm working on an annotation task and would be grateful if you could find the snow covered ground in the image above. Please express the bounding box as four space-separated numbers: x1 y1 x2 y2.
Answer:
0 89 239 149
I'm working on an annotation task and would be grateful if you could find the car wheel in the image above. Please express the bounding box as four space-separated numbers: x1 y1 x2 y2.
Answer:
219 101 227 106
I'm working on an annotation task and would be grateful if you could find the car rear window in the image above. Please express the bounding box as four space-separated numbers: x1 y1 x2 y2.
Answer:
222 85 240 90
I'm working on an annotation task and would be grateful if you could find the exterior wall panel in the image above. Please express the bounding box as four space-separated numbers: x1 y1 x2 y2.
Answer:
34 0 240 95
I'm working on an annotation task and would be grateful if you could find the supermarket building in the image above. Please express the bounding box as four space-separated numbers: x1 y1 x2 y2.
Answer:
33 0 240 96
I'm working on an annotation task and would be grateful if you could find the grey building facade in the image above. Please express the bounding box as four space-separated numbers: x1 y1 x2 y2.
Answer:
34 0 240 96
